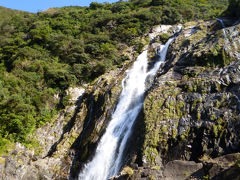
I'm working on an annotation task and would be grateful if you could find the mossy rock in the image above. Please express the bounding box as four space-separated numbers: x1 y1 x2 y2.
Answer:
159 33 171 44
192 48 233 67
121 166 134 177
142 80 187 164
0 157 5 165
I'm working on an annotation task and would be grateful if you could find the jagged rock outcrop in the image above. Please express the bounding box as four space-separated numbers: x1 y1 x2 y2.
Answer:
1 17 240 180
122 19 240 180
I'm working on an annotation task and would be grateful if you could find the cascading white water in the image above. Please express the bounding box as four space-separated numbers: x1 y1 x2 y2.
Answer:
78 37 175 180
216 18 226 37
216 18 225 28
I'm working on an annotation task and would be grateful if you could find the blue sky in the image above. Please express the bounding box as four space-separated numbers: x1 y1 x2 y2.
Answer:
0 0 119 13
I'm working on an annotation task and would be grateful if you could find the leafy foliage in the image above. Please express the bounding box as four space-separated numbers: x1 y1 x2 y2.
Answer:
0 6 31 26
0 0 228 148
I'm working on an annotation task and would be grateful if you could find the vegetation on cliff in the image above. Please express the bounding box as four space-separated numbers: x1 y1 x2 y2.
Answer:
0 0 229 152
139 13 240 179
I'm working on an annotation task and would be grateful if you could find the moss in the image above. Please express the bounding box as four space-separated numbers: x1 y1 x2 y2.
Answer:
144 147 158 164
180 128 190 141
143 81 188 164
210 44 221 56
222 49 233 66
180 134 186 141
69 131 79 144
203 175 210 180
165 80 178 87
149 175 156 180
183 78 212 94
213 125 218 138
197 111 201 120
199 154 214 162
17 159 24 165
23 137 43 156
212 123 224 138
151 166 161 170
149 128 160 147
214 82 222 92
183 67 206 78
176 100 185 117
235 160 240 168
193 45 233 68
159 33 171 44
185 82 195 92
189 28 207 44
191 98 203 111
183 171 191 177
122 166 134 177
210 114 217 121
183 21 198 28
0 157 5 165
172 127 178 139
53 165 62 175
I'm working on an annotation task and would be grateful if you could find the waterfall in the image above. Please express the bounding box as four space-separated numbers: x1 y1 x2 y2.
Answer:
216 18 226 37
78 37 176 180
216 18 225 28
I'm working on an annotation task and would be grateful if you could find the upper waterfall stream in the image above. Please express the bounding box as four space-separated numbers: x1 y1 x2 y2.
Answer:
78 37 176 180
216 18 227 37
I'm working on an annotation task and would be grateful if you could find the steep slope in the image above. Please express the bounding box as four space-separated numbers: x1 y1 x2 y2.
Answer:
1 1 239 180
132 19 240 180
1 18 239 180
0 0 228 157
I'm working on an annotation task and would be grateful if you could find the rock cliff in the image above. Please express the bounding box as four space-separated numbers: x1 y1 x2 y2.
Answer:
1 17 240 180
129 19 240 180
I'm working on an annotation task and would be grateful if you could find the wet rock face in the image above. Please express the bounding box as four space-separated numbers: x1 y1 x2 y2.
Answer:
129 20 240 179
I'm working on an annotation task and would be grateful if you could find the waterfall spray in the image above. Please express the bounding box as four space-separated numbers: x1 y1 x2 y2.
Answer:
78 32 179 180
